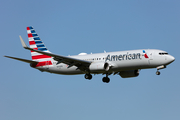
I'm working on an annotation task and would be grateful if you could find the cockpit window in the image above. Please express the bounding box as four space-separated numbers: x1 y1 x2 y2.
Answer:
159 52 168 55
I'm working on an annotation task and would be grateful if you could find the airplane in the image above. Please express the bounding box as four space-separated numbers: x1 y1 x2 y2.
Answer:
4 26 175 83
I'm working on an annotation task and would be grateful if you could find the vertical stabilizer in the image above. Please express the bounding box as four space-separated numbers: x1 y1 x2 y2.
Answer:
27 26 52 62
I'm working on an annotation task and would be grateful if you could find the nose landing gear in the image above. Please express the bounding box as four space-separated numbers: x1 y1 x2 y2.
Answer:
156 71 160 75
156 65 166 75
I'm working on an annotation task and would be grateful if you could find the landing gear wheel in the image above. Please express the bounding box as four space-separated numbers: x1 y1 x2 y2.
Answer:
102 77 110 83
156 71 160 75
84 74 92 80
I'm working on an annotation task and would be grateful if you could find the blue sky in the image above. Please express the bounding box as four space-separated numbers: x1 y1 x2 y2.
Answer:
1 0 180 120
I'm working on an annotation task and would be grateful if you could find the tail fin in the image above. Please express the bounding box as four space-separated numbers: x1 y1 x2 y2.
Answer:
27 26 52 62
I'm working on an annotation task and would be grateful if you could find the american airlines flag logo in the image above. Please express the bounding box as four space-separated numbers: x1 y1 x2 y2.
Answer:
143 50 149 58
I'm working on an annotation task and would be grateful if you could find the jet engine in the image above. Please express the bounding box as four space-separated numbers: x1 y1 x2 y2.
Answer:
89 62 109 72
119 70 139 78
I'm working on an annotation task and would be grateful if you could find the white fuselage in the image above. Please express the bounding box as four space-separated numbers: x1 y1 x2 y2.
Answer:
36 49 175 75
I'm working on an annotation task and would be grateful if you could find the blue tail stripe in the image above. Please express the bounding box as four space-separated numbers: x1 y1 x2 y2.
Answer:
38 48 47 51
32 34 38 37
34 38 40 40
31 30 36 33
37 44 45 47
29 26 33 29
35 41 43 44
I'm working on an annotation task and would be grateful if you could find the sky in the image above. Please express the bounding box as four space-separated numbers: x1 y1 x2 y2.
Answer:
0 0 180 120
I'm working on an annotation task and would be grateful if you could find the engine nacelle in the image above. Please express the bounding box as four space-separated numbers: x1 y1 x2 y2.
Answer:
89 62 109 72
119 70 139 78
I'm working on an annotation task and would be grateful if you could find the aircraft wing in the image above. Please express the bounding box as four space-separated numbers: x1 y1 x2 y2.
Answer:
19 36 91 69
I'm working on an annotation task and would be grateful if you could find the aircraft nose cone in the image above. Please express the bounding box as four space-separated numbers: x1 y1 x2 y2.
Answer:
170 56 175 62
168 55 175 63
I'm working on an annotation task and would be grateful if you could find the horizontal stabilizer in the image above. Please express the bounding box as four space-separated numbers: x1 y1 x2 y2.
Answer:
4 56 38 63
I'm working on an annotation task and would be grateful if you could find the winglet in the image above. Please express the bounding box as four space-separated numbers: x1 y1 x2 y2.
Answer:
19 35 28 48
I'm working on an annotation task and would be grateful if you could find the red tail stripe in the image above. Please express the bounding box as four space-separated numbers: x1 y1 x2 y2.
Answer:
31 48 38 52
27 27 30 30
29 41 36 45
32 55 52 60
28 33 33 37
36 61 52 67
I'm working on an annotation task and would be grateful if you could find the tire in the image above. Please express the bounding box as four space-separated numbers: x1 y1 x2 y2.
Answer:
84 74 92 80
156 71 160 75
102 77 110 83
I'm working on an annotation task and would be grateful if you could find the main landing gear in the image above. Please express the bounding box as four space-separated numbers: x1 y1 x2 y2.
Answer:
84 74 92 80
102 77 110 83
84 73 110 83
